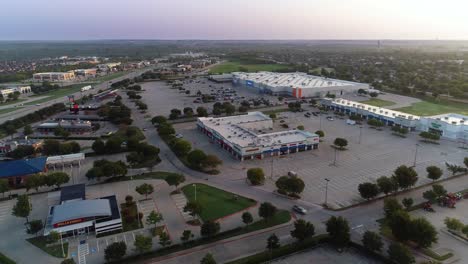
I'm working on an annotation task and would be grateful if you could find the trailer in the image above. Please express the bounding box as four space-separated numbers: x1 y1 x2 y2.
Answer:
80 85 92 92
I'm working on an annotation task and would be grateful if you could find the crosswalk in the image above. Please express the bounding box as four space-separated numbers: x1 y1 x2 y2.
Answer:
78 242 89 264
172 193 195 221
0 200 13 223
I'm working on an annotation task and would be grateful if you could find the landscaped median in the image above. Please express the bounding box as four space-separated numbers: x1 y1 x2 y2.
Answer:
0 252 16 264
27 236 68 259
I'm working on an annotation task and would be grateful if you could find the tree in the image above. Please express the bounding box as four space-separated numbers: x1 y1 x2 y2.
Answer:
61 259 76 264
151 115 167 125
25 174 45 192
48 231 60 244
159 232 172 247
444 217 464 231
146 210 163 228
134 234 152 253
297 125 305 130
426 166 443 181
187 149 207 168
196 107 208 117
410 217 438 248
247 168 265 185
290 219 315 242
315 130 325 138
393 165 418 190
269 113 277 119
181 230 194 244
377 176 398 195
104 241 127 262
462 225 468 237
362 231 383 252
383 198 403 220
388 210 412 242
242 212 253 227
45 172 70 188
422 189 437 202
92 139 106 154
135 183 154 199
419 131 440 142
27 219 43 236
464 157 468 168
266 233 280 250
326 216 350 248
369 92 379 97
0 179 10 198
445 162 467 175
402 198 414 210
258 202 277 222
173 139 192 156
201 155 222 169
165 173 186 191
388 243 415 264
200 253 217 264
275 176 305 195
184 201 203 217
358 182 380 200
333 138 348 150
24 125 33 136
200 220 220 237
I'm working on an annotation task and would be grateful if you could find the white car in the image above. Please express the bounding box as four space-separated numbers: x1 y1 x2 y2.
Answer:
175 134 183 139
292 205 307 215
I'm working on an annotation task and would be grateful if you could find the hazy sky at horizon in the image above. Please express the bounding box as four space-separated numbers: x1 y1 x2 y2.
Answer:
1 0 467 40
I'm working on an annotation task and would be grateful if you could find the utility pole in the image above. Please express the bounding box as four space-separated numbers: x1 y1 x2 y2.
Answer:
413 143 420 167
324 178 330 206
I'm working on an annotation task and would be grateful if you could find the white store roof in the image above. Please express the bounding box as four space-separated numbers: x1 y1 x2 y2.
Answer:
233 71 366 89
51 199 111 225
427 113 467 125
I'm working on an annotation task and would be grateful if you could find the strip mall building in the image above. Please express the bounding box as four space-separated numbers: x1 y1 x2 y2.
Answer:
197 112 319 161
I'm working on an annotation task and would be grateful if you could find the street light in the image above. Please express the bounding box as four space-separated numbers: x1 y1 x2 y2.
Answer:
413 143 420 167
324 178 330 207
331 147 338 166
358 126 363 144
193 183 197 201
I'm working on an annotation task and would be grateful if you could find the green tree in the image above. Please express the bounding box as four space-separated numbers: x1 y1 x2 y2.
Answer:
48 231 60 244
25 174 45 192
393 165 418 190
187 149 207 168
389 210 412 242
358 182 380 200
410 217 438 248
27 219 43 236
266 233 280 250
165 173 186 191
61 259 76 264
181 230 194 244
377 176 398 195
247 168 265 185
23 125 33 136
173 139 192 156
362 231 383 252
444 217 464 231
462 225 468 237
146 210 163 228
45 172 70 188
196 107 209 117
326 216 350 248
426 166 443 181
333 138 348 150
388 243 415 264
297 125 305 130
464 157 468 168
275 176 305 195
92 139 106 154
151 115 167 125
383 198 403 220
258 202 277 222
135 183 154 199
134 234 152 253
290 219 315 242
159 232 172 247
201 154 222 169
315 130 325 138
200 220 220 237
200 253 217 264
445 162 467 175
242 212 253 227
0 179 10 198
104 241 127 262
402 198 414 210
184 201 203 218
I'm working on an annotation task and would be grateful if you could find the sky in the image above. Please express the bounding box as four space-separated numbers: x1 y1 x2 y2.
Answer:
1 0 468 40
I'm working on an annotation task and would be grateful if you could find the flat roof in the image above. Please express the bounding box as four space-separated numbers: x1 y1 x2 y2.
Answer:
52 199 111 225
0 157 47 178
233 71 367 89
330 98 420 121
60 184 85 203
427 113 467 125
198 112 317 148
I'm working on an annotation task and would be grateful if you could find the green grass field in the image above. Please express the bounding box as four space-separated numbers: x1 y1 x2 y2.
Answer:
27 236 68 258
361 98 396 107
396 99 468 116
209 61 289 74
182 183 256 221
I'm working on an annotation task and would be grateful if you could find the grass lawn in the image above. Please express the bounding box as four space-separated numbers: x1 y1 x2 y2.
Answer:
361 98 396 107
26 83 97 105
0 252 15 264
0 107 23 115
396 99 468 116
182 183 256 221
0 99 26 107
27 236 68 258
209 61 289 74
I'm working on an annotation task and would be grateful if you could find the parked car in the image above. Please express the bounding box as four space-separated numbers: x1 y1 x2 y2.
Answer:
292 205 307 215
175 134 184 139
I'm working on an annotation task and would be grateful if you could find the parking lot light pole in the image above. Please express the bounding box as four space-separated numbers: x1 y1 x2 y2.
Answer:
413 143 420 167
60 232 65 258
332 147 338 166
319 112 322 130
193 184 197 201
324 178 330 206
358 126 363 144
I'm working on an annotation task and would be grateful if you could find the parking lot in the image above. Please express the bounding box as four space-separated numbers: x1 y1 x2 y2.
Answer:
174 104 466 209
139 77 282 116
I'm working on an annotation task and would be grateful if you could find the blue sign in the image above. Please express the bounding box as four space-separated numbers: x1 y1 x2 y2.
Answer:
246 80 254 87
